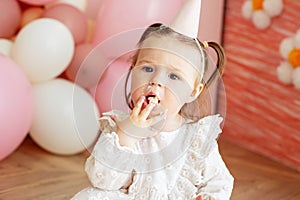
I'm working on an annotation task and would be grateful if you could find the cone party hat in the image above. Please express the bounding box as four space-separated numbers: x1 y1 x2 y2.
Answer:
169 0 201 38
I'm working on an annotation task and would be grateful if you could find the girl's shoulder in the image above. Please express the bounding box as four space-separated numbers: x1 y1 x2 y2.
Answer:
184 114 223 157
99 111 224 139
187 114 223 139
98 110 128 133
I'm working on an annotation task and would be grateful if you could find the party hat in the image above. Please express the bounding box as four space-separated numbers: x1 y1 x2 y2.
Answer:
169 0 201 38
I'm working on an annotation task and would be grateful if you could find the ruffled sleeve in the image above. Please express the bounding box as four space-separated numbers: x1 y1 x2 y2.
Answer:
197 142 234 200
85 111 139 191
185 115 234 200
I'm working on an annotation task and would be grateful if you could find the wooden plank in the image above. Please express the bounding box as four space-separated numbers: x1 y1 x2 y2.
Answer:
1 137 300 199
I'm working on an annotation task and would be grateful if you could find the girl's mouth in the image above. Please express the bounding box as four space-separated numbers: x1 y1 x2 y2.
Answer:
146 94 160 104
141 93 160 109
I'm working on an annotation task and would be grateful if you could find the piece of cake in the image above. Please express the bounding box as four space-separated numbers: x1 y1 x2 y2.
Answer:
147 96 159 104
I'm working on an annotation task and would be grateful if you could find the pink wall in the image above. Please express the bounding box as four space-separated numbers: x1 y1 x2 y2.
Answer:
198 0 225 113
198 0 225 43
222 0 300 171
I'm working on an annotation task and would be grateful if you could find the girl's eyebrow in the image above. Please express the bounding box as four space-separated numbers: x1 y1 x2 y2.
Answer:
135 59 154 65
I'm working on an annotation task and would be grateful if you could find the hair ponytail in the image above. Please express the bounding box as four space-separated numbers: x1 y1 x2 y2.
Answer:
204 41 226 86
181 40 226 121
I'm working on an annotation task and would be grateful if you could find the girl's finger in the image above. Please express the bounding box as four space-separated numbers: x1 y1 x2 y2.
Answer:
131 96 145 117
140 102 156 121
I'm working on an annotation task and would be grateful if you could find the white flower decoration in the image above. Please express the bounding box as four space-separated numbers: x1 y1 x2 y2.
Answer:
277 29 300 89
242 0 283 29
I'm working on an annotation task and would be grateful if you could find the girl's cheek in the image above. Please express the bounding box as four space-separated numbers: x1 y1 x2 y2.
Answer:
131 89 144 104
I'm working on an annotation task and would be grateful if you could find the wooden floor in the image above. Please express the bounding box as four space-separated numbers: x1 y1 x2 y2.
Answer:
0 136 300 200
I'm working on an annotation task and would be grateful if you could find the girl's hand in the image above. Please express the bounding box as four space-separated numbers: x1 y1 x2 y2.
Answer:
116 96 166 140
130 96 164 128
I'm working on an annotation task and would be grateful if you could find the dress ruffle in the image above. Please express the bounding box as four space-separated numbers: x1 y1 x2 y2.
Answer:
171 114 224 199
99 110 129 134
74 111 232 200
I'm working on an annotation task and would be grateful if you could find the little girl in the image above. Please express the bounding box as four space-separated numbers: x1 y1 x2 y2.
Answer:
72 1 234 199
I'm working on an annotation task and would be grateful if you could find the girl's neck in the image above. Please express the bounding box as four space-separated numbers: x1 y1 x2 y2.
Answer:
161 114 185 132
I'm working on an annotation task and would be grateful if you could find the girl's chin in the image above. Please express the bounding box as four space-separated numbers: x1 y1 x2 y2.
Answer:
150 104 165 118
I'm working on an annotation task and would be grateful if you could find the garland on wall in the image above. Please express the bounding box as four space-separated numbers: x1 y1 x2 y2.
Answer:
241 0 283 29
241 0 300 90
277 30 300 89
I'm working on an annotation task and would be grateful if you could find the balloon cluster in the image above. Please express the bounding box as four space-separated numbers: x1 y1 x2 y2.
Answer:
0 0 184 160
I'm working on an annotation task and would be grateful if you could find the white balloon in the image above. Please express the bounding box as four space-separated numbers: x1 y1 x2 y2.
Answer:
0 39 13 57
30 78 99 155
11 18 74 83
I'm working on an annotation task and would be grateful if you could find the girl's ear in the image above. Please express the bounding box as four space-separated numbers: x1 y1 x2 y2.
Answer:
186 83 204 103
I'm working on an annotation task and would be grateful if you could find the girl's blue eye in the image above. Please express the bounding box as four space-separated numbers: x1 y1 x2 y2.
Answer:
169 73 180 80
142 66 154 73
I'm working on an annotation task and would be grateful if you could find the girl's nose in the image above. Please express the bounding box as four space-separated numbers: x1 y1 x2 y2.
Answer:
149 81 162 87
149 72 165 87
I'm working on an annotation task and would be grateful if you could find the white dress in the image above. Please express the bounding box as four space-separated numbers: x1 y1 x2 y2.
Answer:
72 110 234 200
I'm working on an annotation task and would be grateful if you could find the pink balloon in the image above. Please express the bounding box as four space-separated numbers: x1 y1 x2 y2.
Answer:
66 28 142 92
18 0 55 6
85 0 103 19
93 57 131 114
42 4 88 44
0 0 21 38
20 7 44 28
92 0 184 45
0 54 33 161
65 43 94 88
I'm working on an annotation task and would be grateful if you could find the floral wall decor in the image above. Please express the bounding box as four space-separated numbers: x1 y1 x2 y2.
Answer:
242 0 283 29
277 29 300 89
222 0 300 172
